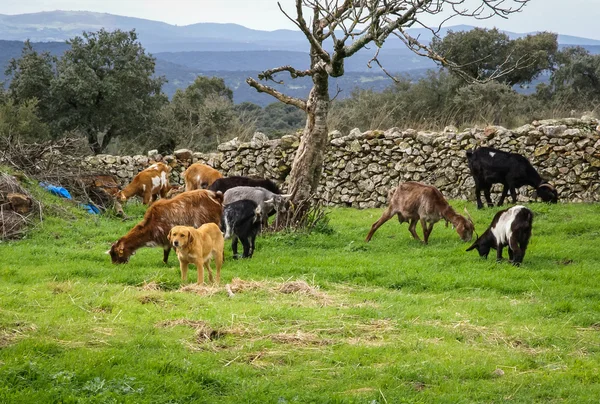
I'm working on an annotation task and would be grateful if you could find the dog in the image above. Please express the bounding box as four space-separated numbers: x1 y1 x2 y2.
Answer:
167 223 224 285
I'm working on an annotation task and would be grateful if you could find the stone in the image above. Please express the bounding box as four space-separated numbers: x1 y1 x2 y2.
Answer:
174 149 193 161
218 137 239 151
348 140 362 153
349 128 362 139
147 149 158 157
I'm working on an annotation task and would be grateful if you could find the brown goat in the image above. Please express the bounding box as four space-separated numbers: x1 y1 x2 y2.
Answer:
108 189 224 264
184 163 223 191
365 182 474 244
116 162 171 205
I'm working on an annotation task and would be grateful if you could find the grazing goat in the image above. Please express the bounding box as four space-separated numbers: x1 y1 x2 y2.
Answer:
466 147 558 209
223 186 291 227
116 162 171 205
209 176 281 195
466 205 533 266
221 200 263 259
108 190 223 264
183 163 223 191
365 182 474 244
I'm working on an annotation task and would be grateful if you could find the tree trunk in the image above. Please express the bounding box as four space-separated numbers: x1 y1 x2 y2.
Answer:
88 131 102 155
287 71 330 205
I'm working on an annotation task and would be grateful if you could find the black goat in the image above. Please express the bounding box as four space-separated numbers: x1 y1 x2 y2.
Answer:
466 147 558 209
221 199 262 259
466 205 533 266
209 176 281 195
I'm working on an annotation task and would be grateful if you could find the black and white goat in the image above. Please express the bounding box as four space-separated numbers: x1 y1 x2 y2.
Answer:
221 200 262 259
466 147 558 209
209 176 281 195
466 205 533 266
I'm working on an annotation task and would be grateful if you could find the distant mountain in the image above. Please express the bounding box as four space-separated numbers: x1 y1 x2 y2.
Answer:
1 11 599 106
0 39 410 106
1 10 599 53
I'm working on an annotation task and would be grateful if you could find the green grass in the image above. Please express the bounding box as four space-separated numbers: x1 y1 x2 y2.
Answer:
1 192 600 403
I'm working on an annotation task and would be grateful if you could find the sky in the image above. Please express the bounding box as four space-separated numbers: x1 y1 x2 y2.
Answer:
1 0 600 40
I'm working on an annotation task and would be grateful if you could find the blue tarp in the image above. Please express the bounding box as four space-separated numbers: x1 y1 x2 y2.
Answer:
39 182 72 199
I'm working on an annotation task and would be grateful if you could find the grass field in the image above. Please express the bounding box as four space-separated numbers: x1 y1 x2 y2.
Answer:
1 192 599 403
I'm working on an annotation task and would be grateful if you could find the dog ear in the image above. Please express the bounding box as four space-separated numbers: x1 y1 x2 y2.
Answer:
167 228 173 242
186 228 194 244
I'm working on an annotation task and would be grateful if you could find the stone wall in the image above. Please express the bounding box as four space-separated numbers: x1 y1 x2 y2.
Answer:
71 117 600 207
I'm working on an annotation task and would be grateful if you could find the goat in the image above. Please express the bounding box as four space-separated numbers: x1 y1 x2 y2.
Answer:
116 162 171 205
108 190 223 264
466 147 558 209
209 176 281 195
365 182 474 244
183 163 223 191
466 205 533 266
221 200 263 259
223 186 291 227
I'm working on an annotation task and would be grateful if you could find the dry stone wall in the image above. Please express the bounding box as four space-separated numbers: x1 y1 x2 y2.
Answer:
70 117 600 207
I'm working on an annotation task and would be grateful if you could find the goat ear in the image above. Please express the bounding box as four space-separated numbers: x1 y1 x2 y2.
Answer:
466 241 478 252
105 249 111 255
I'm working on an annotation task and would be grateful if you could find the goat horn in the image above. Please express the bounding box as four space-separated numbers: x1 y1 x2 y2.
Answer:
463 207 474 222
264 198 274 204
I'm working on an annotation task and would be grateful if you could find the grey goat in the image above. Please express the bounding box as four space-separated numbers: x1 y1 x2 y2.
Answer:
223 186 291 227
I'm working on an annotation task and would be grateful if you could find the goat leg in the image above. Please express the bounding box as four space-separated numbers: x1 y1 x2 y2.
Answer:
163 247 171 265
509 186 518 204
365 207 395 242
496 244 504 262
240 237 252 258
475 184 484 210
231 236 239 260
408 219 422 242
483 187 494 208
498 184 509 206
420 219 430 244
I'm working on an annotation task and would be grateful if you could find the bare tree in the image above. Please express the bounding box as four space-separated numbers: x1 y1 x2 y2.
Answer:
247 0 530 211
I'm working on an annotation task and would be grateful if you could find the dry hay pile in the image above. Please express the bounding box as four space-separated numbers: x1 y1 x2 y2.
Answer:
0 173 42 240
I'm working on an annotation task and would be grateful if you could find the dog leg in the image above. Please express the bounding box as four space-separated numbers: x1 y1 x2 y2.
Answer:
214 249 223 284
204 259 214 284
179 260 189 282
197 259 204 285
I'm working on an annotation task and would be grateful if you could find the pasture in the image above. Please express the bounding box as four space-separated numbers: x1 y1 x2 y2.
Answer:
1 195 599 403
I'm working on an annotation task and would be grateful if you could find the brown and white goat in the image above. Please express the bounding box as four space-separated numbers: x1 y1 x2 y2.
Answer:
184 163 223 191
365 182 474 244
116 162 171 205
108 189 223 264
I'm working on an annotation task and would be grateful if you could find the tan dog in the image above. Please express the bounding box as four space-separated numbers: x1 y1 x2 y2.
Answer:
168 223 224 285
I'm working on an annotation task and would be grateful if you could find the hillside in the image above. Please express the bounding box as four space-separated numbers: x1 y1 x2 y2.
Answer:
0 40 422 105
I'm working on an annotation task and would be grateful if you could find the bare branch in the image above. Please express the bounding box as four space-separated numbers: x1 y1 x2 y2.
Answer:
258 65 315 84
246 77 308 111
278 0 331 63
367 47 400 83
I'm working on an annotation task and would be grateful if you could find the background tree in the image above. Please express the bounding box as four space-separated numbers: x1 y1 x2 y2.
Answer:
431 28 557 86
5 40 56 123
159 76 250 152
541 47 600 108
51 29 166 154
247 0 530 209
